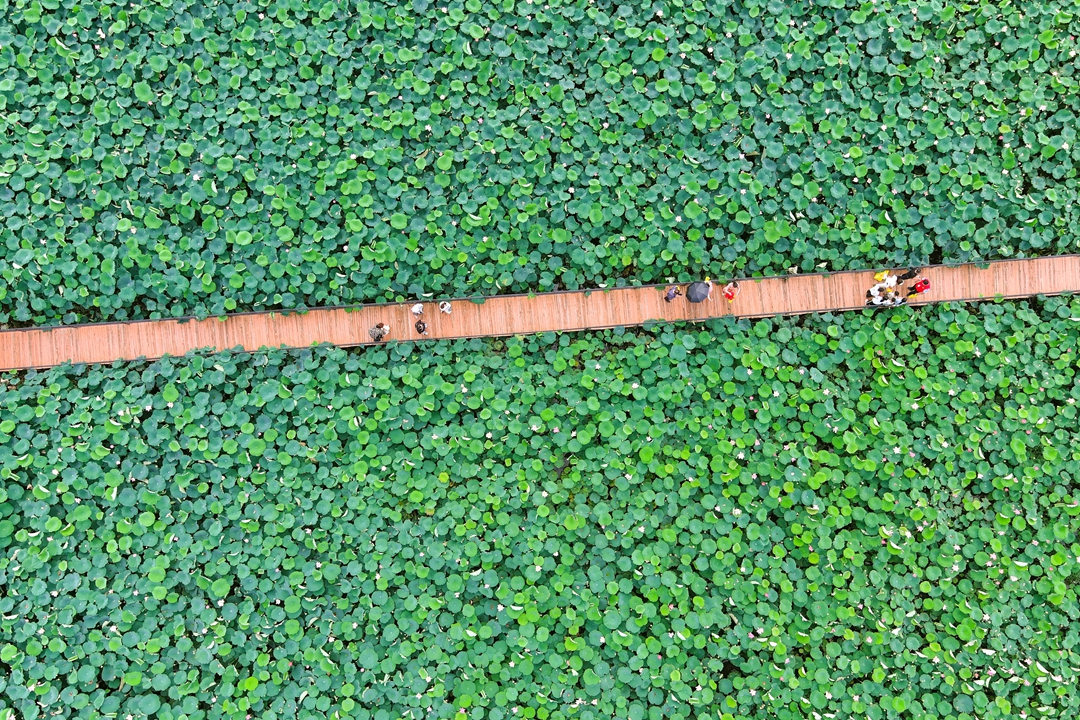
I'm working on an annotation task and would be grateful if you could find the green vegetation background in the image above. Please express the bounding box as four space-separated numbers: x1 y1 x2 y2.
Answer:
4 0 1080 718
2 0 1079 325
2 298 1080 720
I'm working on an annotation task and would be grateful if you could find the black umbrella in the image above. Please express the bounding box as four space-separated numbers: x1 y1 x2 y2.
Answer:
686 280 712 303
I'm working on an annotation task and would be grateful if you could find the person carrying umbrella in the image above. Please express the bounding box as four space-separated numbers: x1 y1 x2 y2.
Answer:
686 277 713 303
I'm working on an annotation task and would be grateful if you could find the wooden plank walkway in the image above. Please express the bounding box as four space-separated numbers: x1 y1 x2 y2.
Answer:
1 256 1078 371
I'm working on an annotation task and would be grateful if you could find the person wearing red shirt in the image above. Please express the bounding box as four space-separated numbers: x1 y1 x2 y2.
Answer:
906 278 930 299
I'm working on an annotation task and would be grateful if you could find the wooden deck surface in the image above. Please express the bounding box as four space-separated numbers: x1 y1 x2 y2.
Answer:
1 256 1078 371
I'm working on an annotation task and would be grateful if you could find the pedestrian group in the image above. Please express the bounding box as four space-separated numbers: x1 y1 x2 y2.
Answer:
666 277 740 305
369 266 932 344
865 268 930 307
368 300 453 342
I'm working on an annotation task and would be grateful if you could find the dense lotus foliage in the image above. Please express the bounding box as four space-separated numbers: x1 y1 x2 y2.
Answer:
1 298 1080 719
3 0 1080 324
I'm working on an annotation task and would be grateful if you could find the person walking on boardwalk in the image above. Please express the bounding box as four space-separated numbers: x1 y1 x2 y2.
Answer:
722 281 740 303
686 277 713 303
439 301 452 314
664 286 682 303
369 323 389 342
415 320 428 335
411 303 424 317
907 277 931 300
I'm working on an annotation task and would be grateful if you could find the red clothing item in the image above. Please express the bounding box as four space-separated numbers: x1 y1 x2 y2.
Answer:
913 278 930 293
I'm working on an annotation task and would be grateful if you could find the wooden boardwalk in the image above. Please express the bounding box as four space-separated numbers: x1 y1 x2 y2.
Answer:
1 256 1078 371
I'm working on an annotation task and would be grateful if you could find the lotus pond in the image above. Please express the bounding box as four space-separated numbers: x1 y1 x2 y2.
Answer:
4 1 1080 325
1 298 1080 719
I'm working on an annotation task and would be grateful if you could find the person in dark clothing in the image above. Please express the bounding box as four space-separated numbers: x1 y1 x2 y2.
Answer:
664 286 682 302
897 267 921 282
415 320 428 335
369 323 389 342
